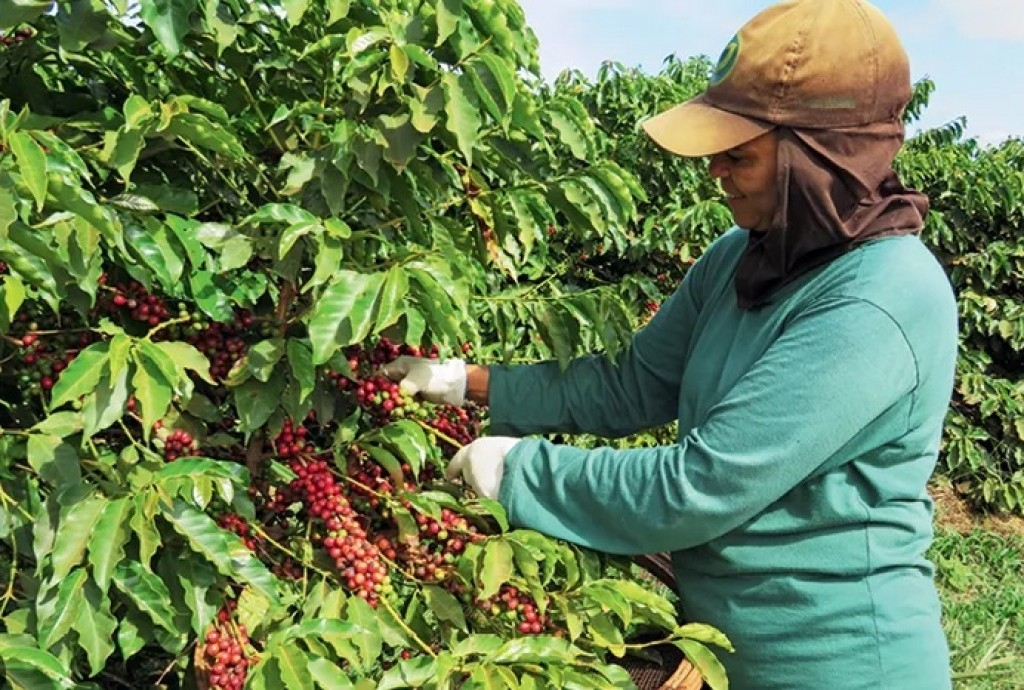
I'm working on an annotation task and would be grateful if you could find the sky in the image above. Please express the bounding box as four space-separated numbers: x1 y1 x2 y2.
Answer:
517 0 1024 145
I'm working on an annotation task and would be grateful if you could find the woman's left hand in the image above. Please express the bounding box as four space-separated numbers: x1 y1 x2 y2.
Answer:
446 436 521 500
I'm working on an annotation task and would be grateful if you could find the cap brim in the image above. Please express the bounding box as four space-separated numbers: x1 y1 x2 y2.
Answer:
641 95 774 157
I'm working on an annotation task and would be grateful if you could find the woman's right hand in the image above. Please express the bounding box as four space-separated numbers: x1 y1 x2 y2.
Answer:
382 356 468 406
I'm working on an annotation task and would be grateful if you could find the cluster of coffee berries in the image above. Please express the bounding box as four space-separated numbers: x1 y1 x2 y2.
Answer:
101 280 176 328
0 28 31 48
11 324 93 395
268 457 391 605
337 338 439 381
187 311 254 380
479 585 550 636
345 446 398 510
272 417 315 459
423 404 481 458
217 513 259 551
395 508 484 584
351 375 422 425
200 602 252 690
161 428 201 462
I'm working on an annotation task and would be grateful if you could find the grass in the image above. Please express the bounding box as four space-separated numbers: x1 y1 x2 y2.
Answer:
932 526 1024 689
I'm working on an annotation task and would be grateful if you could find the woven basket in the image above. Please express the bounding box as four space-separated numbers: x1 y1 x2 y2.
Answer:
615 552 704 690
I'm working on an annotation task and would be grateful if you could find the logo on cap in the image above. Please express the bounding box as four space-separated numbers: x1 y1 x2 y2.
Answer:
710 34 740 86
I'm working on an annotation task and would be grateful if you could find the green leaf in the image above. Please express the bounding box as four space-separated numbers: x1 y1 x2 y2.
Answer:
248 338 286 383
536 305 576 369
50 494 108 582
105 129 145 183
435 0 461 45
87 497 132 590
175 556 218 634
275 644 314 690
441 72 481 165
466 54 515 126
375 267 409 334
308 657 355 689
487 636 577 665
547 101 593 161
586 611 625 657
0 0 52 29
220 234 254 272
161 499 280 605
307 271 385 365
379 114 422 170
112 560 181 635
0 646 74 687
123 95 154 129
190 271 234 321
361 444 404 486
153 340 215 384
389 42 409 82
72 581 118 675
281 0 309 26
30 412 83 438
26 436 81 491
37 568 87 649
288 339 316 402
676 639 729 690
377 655 438 690
49 341 109 410
343 596 382 670
478 539 514 600
127 492 161 572
82 366 131 438
677 623 734 651
9 131 48 211
234 368 288 433
139 0 196 56
131 351 174 433
375 420 430 478
409 85 443 134
279 220 319 259
408 267 462 344
422 585 467 631
245 203 317 226
167 112 246 159
451 634 504 658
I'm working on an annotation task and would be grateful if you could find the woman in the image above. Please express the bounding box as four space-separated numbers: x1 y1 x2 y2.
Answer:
386 0 958 687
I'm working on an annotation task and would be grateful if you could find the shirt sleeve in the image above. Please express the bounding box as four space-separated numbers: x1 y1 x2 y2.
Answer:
496 297 919 555
488 250 714 438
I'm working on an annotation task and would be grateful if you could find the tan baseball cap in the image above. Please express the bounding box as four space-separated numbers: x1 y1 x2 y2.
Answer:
643 0 913 157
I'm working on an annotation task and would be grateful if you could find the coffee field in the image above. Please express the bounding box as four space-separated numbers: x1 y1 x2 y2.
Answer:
0 0 1020 688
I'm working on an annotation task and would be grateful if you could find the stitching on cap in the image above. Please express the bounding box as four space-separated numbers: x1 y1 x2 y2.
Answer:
775 29 805 118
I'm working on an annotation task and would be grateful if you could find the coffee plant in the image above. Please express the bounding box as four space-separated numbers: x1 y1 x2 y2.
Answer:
0 1 734 689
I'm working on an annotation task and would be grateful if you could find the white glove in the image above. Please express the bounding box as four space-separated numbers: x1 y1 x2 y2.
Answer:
446 436 521 500
382 356 467 406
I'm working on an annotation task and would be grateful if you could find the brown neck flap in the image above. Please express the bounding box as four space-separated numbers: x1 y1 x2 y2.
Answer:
734 120 929 309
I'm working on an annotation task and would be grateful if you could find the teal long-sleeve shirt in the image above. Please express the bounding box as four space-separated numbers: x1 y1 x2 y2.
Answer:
488 228 958 690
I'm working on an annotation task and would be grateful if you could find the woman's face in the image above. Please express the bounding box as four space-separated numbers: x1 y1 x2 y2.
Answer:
708 130 780 231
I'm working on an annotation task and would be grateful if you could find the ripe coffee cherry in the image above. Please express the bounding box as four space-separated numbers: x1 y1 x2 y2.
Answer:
475 584 550 636
162 428 201 462
201 603 251 690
